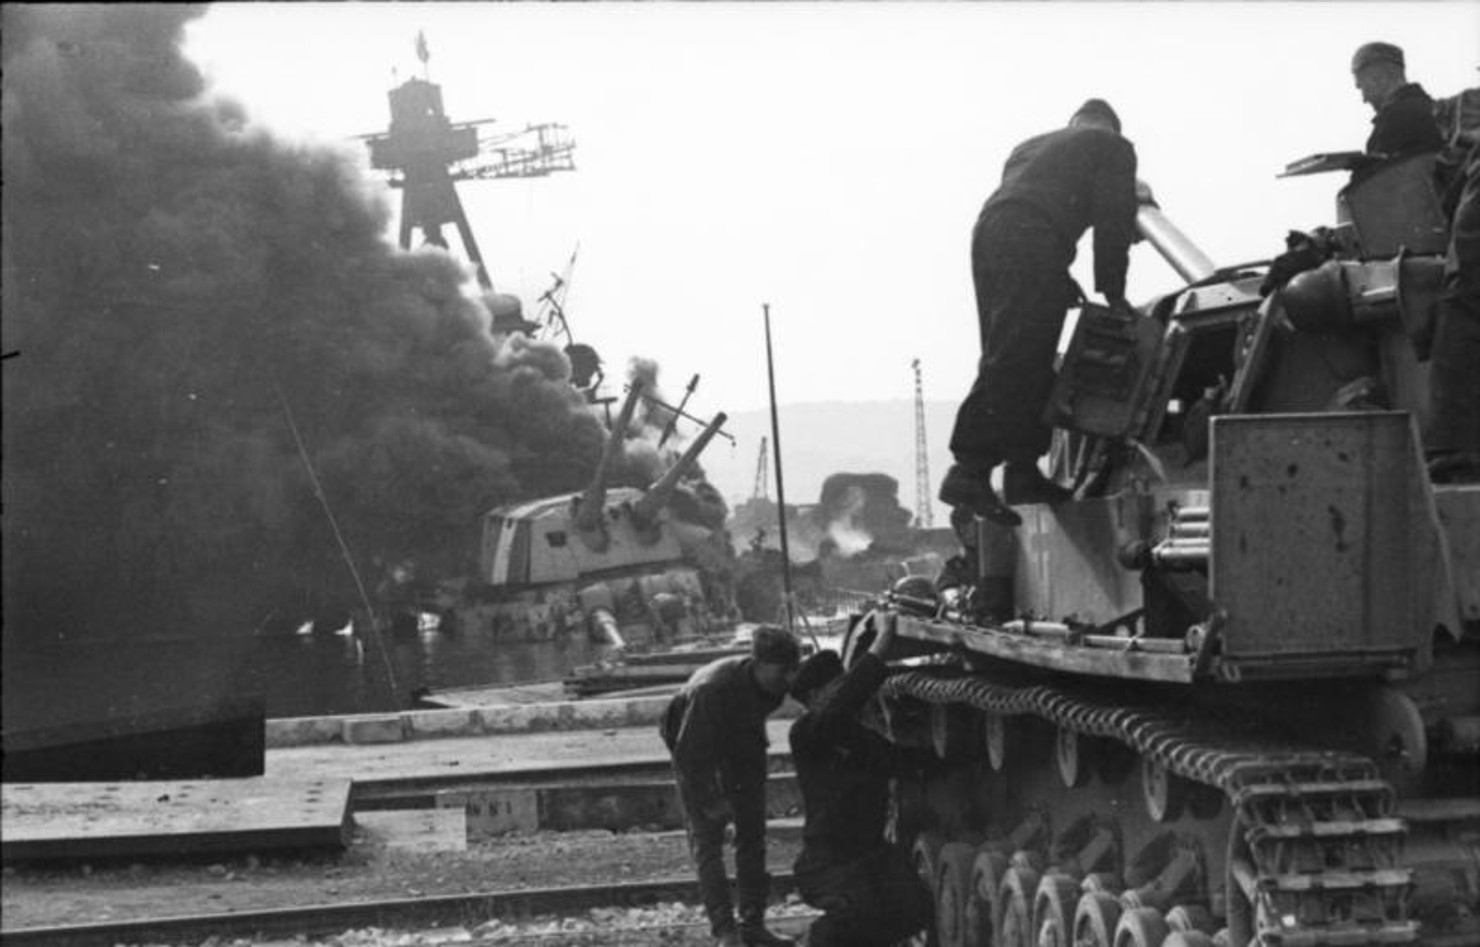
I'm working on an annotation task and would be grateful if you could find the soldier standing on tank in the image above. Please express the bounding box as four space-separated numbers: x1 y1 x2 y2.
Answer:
1429 138 1480 482
787 611 934 947
1350 42 1444 158
660 626 802 947
939 98 1140 527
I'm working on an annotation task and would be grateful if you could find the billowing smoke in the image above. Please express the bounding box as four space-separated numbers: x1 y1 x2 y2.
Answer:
1 5 610 640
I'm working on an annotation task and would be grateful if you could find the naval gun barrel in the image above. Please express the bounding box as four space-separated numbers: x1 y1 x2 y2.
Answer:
1135 181 1217 285
574 379 644 533
632 411 729 526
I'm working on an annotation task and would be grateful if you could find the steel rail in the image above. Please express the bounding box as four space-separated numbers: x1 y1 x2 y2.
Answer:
1 874 799 947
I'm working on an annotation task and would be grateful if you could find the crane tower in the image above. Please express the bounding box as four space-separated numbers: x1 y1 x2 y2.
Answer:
912 358 933 528
361 34 575 290
752 436 770 501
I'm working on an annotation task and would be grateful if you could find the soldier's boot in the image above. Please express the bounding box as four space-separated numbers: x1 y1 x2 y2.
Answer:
712 928 743 947
739 903 795 947
1002 460 1074 506
738 922 795 947
938 462 1021 527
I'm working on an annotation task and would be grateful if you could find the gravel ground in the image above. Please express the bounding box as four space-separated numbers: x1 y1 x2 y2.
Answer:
2 826 808 939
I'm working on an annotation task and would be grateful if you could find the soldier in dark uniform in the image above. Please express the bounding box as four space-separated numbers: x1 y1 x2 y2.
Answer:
1350 42 1443 157
940 98 1139 526
1429 140 1480 482
787 612 934 947
660 626 802 946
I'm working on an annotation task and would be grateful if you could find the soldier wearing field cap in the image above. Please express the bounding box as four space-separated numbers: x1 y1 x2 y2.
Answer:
660 625 802 946
1351 41 1443 157
940 97 1140 526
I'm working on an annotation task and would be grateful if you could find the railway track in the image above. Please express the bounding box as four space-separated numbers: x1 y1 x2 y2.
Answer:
1 874 808 947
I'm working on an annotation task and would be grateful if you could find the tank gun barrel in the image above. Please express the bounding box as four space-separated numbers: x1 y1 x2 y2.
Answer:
574 379 644 534
1135 182 1217 284
632 411 729 525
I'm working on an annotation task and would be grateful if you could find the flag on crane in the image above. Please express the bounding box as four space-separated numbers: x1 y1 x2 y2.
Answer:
415 30 429 65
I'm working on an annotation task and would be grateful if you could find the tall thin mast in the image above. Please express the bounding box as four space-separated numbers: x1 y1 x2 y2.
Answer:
763 304 794 633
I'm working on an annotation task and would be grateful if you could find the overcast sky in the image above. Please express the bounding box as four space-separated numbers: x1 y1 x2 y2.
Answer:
185 2 1479 425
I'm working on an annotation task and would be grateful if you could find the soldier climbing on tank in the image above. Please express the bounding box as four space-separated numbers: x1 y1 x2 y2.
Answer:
787 610 934 947
940 98 1140 527
1350 42 1444 158
660 626 802 946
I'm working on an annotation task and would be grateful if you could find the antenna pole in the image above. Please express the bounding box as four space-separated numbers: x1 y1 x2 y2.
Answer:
763 304 795 634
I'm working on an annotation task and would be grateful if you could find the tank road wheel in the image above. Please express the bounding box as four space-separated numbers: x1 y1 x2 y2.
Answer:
1081 871 1124 896
1113 907 1170 947
1140 756 1187 823
936 842 981 947
983 712 1014 772
1032 872 1080 947
967 848 1010 947
1165 905 1216 935
998 865 1041 947
915 831 947 890
1055 727 1092 788
1073 892 1124 947
909 832 947 947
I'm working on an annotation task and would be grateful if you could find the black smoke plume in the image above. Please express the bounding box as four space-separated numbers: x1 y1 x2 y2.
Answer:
2 5 610 641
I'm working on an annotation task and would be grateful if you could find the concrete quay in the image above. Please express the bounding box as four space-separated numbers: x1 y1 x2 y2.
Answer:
266 693 674 748
264 702 799 838
266 693 803 748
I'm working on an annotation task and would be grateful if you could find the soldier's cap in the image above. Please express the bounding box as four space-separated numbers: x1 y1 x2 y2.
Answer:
1071 98 1122 134
790 650 843 702
750 625 802 667
1351 42 1404 73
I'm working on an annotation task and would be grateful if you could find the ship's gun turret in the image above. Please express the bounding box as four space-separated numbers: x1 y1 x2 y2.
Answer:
631 411 729 541
573 380 644 550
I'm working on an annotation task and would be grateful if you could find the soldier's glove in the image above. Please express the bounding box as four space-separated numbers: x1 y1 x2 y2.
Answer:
1258 230 1331 297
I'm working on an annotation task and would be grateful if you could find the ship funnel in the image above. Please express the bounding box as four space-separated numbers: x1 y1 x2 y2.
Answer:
574 380 644 536
1135 181 1217 284
632 411 729 528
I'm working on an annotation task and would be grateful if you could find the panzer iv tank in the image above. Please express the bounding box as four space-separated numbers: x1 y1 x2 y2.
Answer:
852 148 1479 947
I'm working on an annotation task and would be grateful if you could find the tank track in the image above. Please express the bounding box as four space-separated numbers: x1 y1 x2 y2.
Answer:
880 669 1418 946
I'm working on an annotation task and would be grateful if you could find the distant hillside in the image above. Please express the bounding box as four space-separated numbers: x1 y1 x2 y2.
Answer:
699 400 959 528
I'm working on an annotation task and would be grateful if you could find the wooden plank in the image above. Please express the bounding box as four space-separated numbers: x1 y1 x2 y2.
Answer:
1 778 351 862
895 615 1194 683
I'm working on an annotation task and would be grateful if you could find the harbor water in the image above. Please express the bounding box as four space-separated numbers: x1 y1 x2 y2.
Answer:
1 629 616 730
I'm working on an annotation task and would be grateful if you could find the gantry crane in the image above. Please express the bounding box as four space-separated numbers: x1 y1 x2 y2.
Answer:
360 33 575 291
753 436 770 501
912 358 933 529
